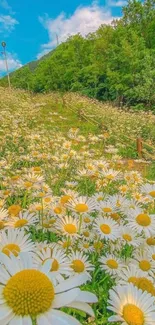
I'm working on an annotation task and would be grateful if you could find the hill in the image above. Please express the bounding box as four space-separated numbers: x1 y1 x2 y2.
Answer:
1 87 155 165
1 0 155 111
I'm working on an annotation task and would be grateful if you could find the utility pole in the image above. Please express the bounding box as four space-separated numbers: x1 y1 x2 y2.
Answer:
1 41 11 89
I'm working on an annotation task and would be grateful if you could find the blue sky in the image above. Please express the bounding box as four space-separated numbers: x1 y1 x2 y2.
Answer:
0 0 126 75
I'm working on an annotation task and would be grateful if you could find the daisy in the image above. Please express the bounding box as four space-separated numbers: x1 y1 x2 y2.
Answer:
69 251 94 278
50 202 66 217
94 216 120 241
34 247 72 283
108 194 129 210
142 236 155 248
66 196 97 214
134 276 155 296
97 200 116 214
0 229 35 257
119 226 142 247
99 254 124 277
8 204 22 217
78 241 93 253
117 265 146 286
127 208 155 237
24 172 44 185
93 192 105 203
141 183 155 199
102 169 121 181
55 215 80 238
59 192 75 206
146 246 155 262
81 227 95 241
120 199 142 215
8 210 38 230
108 283 155 324
132 250 155 275
0 252 97 324
82 214 94 225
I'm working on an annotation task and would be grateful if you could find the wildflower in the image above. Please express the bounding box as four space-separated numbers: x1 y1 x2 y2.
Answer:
0 229 35 257
0 253 97 324
108 283 155 324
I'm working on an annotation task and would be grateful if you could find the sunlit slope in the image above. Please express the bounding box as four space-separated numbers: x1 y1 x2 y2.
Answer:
1 87 155 161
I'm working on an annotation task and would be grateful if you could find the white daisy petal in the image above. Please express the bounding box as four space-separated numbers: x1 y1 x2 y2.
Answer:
53 288 80 308
68 301 95 316
46 309 81 325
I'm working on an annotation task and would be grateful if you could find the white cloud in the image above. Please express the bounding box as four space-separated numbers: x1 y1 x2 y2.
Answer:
38 1 119 58
0 52 22 76
0 0 14 14
108 0 127 7
0 15 18 33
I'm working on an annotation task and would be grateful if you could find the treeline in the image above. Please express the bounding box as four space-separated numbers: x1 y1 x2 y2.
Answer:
1 0 155 110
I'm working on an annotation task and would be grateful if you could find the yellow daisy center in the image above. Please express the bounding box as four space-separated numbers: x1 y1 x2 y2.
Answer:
146 237 155 246
3 270 54 317
62 240 71 248
123 234 132 242
43 222 50 228
11 176 20 181
100 224 111 234
38 192 46 198
84 217 91 223
106 174 114 180
2 244 20 257
35 206 42 211
83 243 89 248
64 224 77 234
33 166 41 172
60 195 72 205
110 213 120 221
54 207 62 214
83 231 90 238
14 219 28 228
149 191 155 198
123 304 144 325
128 276 138 285
75 203 89 213
8 205 21 216
106 259 118 269
49 219 56 225
44 197 52 203
152 254 155 260
24 182 33 188
97 197 103 201
136 277 155 295
103 207 112 213
0 221 5 229
3 190 10 195
71 260 85 273
136 214 151 227
139 260 151 271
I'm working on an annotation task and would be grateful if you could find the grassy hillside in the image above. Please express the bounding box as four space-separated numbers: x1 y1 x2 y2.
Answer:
1 0 155 110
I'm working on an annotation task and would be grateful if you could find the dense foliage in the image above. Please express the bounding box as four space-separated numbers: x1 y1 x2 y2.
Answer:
1 0 155 110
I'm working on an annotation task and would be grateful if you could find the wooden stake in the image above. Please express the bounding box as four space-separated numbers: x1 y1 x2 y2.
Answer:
137 138 143 157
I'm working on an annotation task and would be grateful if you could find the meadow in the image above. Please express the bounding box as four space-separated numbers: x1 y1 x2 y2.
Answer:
0 86 155 325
